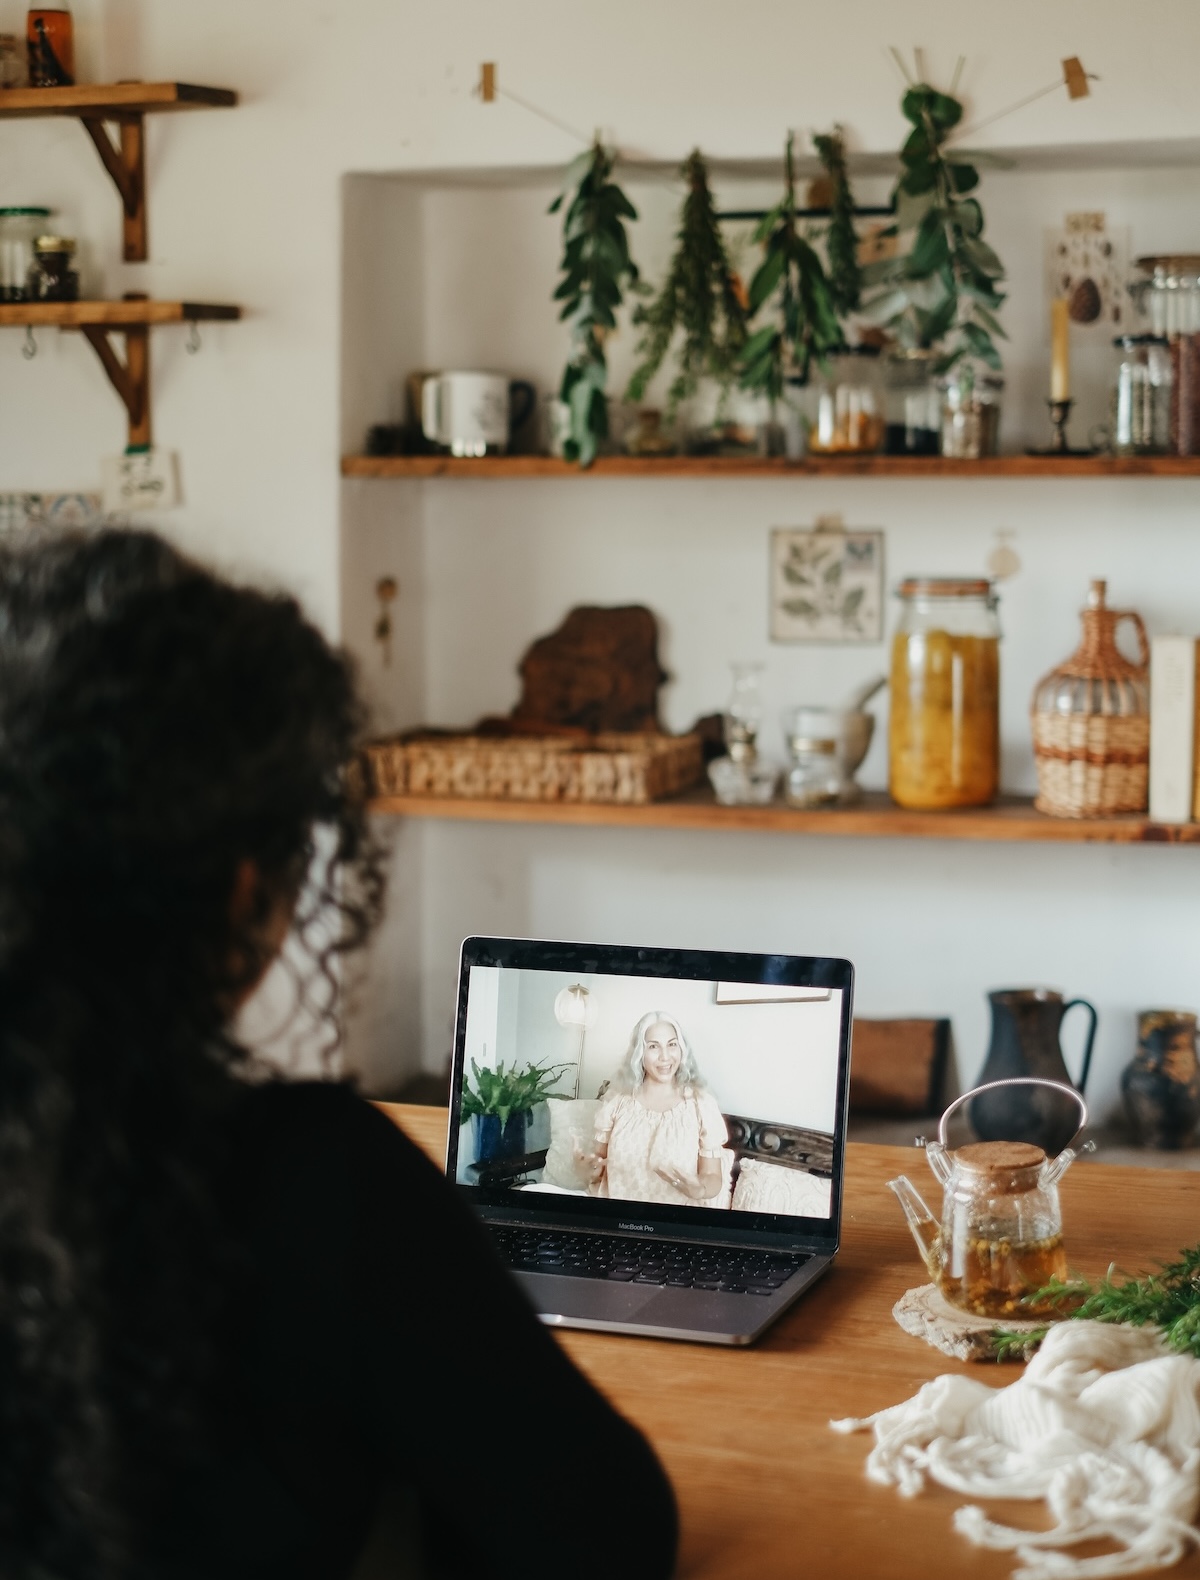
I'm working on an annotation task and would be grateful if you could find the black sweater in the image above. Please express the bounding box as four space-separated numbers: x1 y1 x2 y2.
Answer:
160 1082 678 1580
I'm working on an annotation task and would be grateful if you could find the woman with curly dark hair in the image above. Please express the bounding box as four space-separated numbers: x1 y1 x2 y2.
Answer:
0 529 677 1580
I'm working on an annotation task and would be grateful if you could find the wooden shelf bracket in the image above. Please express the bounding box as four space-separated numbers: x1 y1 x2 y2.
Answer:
80 114 147 260
80 318 150 448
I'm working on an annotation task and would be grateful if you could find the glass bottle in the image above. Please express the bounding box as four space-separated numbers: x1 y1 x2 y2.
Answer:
940 363 1003 458
1111 334 1170 455
26 4 73 86
1030 579 1149 818
889 578 1001 810
0 206 51 300
808 346 884 455
881 348 940 456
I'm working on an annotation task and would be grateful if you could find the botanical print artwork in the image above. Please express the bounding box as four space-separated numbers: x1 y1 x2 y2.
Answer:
770 526 884 643
1045 212 1131 331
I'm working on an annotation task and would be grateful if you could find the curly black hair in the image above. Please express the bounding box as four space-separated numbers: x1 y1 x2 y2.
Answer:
0 528 384 1577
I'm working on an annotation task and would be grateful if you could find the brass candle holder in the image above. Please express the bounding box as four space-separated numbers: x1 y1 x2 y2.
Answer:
1027 398 1091 457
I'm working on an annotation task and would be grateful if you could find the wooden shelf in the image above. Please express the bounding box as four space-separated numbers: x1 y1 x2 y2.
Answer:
367 788 1200 845
2 297 241 447
0 82 236 118
0 299 239 327
0 81 236 261
342 452 1200 480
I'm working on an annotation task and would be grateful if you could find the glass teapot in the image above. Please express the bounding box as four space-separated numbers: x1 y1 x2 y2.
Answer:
889 1078 1090 1319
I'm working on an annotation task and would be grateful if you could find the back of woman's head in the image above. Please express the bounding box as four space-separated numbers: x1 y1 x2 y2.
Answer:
0 528 382 1576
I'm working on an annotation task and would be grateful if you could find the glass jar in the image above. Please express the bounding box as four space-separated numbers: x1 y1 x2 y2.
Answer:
26 4 73 86
0 206 51 300
940 364 1003 458
889 577 1001 810
882 348 940 456
1111 334 1170 455
784 737 843 808
0 33 28 87
26 233 78 300
808 346 884 455
1129 256 1200 455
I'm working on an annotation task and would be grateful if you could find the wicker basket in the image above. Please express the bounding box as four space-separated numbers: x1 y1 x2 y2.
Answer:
363 731 705 805
1031 580 1150 818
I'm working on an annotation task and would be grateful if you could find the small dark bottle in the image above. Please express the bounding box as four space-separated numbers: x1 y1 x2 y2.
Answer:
27 234 79 301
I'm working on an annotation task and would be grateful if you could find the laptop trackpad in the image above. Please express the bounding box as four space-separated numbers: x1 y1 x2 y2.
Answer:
516 1270 663 1323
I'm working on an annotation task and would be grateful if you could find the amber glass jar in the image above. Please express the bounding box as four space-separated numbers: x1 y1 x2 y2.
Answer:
889 578 1001 809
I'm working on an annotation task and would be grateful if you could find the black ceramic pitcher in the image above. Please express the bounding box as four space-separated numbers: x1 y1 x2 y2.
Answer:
968 988 1097 1154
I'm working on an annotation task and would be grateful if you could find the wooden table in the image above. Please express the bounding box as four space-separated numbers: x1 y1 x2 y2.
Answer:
381 1104 1200 1579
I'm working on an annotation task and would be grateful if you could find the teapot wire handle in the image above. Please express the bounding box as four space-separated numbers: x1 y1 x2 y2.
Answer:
938 1078 1089 1152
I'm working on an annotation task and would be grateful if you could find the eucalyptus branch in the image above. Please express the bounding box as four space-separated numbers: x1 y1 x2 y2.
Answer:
739 132 842 405
626 149 748 414
549 142 640 467
861 82 1006 372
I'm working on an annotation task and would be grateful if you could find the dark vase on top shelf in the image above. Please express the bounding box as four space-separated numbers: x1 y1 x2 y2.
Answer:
1122 1011 1200 1149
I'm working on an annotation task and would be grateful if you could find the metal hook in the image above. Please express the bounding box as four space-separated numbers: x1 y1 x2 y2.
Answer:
22 326 36 361
185 320 201 355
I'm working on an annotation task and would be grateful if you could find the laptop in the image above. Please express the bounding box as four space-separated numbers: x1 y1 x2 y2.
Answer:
446 936 854 1346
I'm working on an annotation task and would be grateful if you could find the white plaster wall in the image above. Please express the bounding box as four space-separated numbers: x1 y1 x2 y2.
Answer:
2 1 1200 1099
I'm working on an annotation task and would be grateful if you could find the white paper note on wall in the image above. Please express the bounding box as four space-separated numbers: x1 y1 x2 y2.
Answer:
1149 635 1198 823
100 449 181 514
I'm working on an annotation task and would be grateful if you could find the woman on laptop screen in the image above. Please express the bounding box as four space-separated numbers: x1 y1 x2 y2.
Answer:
581 1011 733 1207
0 529 675 1580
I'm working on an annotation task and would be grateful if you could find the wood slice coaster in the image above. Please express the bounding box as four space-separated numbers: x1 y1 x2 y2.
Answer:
893 1283 1051 1363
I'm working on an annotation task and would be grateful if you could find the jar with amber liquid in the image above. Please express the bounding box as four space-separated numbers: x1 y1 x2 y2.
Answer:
26 4 73 87
889 577 1000 809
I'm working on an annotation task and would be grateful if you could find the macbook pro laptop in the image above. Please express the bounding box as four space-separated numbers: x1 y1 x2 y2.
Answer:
446 936 854 1346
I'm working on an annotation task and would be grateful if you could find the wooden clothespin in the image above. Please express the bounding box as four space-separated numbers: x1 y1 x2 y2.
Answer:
1062 57 1090 101
479 62 496 103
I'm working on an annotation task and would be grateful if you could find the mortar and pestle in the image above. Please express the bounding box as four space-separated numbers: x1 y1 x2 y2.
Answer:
782 675 884 806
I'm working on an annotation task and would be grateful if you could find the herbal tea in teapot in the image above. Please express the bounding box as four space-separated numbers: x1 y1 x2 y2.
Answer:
890 1080 1088 1321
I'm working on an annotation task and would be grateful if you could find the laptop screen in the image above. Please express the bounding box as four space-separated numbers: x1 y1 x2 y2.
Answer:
447 938 853 1249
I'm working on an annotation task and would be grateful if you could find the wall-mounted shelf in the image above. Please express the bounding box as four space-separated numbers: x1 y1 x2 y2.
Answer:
368 788 1200 845
0 82 237 260
342 453 1200 480
2 297 241 448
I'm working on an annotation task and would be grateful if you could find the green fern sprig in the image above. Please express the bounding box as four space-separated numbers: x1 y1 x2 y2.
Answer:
626 149 749 413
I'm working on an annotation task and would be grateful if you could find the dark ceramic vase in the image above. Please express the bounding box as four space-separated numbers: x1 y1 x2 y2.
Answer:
1122 1011 1200 1150
476 1109 529 1165
969 988 1097 1154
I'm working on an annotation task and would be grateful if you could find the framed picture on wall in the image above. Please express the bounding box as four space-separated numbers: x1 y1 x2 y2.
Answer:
769 522 885 644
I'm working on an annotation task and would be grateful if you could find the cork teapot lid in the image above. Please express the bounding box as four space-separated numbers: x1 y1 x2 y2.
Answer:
954 1141 1046 1174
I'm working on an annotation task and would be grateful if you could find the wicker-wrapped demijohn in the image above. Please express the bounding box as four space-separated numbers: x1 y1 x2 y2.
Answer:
1031 579 1150 818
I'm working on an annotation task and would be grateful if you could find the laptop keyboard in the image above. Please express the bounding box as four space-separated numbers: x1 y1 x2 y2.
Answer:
489 1225 810 1296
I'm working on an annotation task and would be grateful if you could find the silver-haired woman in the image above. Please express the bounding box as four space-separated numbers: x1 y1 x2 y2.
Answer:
579 1012 731 1207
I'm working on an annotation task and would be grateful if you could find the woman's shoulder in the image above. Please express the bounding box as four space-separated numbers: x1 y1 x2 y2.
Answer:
234 1080 437 1201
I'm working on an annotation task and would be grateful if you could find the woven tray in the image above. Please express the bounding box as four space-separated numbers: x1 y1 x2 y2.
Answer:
364 731 705 805
1032 711 1149 817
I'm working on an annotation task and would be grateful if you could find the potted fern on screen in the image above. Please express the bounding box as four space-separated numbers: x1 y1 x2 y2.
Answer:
460 1059 572 1165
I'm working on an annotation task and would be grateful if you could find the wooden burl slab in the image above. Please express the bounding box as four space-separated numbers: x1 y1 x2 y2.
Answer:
893 1283 1049 1363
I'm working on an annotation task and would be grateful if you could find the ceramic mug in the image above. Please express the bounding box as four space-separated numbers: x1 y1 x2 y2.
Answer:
421 372 535 457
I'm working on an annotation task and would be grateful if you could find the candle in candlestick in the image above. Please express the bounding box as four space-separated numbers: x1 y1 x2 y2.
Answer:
1050 297 1071 402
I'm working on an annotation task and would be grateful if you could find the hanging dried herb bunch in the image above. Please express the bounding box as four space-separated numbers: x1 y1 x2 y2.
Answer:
862 82 1006 371
739 132 842 404
812 126 862 317
626 149 748 412
549 142 640 467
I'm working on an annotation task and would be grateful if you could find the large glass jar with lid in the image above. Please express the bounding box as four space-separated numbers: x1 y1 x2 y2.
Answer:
1129 256 1200 455
881 348 940 456
889 578 1001 810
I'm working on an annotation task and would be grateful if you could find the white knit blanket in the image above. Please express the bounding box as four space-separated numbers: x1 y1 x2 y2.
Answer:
831 1321 1200 1579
